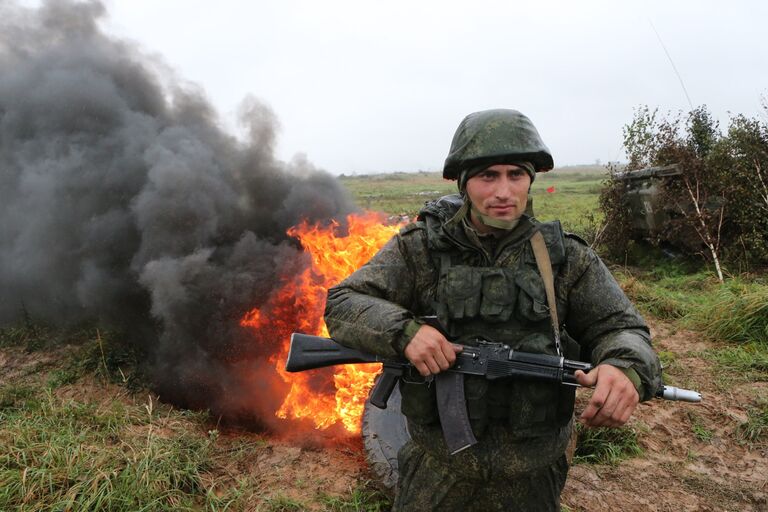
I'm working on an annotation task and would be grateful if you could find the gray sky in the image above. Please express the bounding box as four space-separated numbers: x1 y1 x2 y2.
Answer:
93 1 767 173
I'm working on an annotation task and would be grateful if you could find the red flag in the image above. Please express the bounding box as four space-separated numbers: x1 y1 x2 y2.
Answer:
546 186 556 193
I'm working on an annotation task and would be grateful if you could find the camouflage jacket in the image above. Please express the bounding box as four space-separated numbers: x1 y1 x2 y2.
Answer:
325 195 661 434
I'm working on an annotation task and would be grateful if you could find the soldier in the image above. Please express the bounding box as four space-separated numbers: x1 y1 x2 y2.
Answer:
324 109 662 511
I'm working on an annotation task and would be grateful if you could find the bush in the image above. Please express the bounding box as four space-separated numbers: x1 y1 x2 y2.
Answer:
600 105 768 271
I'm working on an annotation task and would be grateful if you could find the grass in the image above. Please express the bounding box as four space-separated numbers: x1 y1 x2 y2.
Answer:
688 412 714 442
0 388 233 511
320 485 391 511
736 400 768 445
612 266 768 381
573 423 643 465
705 343 768 381
339 171 456 218
258 494 306 511
685 281 768 345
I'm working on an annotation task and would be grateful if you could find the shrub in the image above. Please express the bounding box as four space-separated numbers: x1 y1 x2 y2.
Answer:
600 105 768 271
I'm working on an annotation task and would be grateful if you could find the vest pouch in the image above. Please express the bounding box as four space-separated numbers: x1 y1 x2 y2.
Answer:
515 269 550 323
507 380 567 434
479 268 517 323
506 332 576 433
437 265 482 320
399 380 439 425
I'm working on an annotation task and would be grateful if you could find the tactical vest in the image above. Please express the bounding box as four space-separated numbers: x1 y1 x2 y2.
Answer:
399 220 578 438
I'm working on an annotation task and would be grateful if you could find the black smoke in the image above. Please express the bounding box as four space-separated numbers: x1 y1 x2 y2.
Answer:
0 0 355 424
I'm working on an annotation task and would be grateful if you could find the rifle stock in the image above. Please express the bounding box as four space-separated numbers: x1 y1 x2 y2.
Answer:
286 333 388 372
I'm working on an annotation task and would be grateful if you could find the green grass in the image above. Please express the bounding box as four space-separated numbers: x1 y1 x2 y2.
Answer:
705 343 768 381
0 389 234 511
320 484 391 511
258 494 306 511
685 281 768 345
736 400 768 445
614 268 768 382
573 423 643 465
339 171 456 218
688 412 714 442
614 264 722 321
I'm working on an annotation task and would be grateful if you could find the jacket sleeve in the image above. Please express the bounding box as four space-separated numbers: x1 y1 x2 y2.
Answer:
562 239 662 401
324 226 430 358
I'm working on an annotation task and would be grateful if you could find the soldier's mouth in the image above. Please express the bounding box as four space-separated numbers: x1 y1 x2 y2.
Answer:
489 205 517 214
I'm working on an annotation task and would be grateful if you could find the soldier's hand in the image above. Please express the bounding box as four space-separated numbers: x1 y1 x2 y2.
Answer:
574 364 639 428
403 324 462 377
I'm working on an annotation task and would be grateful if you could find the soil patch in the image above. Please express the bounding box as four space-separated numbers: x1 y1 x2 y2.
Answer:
563 321 768 511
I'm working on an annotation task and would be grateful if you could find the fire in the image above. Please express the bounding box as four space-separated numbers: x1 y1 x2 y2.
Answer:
240 212 403 433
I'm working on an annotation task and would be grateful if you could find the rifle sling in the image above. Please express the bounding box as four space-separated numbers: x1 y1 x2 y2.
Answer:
530 230 562 357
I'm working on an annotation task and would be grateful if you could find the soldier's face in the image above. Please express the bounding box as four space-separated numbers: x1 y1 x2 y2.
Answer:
465 164 531 233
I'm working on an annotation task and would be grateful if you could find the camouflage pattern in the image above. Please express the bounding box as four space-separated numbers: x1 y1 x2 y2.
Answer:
394 429 569 512
443 109 554 180
324 194 662 510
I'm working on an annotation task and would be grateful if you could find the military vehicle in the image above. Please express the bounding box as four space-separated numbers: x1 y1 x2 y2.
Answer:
612 163 724 253
612 164 684 241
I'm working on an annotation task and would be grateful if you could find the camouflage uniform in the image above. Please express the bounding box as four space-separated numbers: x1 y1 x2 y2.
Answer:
325 110 662 511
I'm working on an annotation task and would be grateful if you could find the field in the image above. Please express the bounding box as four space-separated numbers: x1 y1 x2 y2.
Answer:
2 168 767 511
339 165 607 234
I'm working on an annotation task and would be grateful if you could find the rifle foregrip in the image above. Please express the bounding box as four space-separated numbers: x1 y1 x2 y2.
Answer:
369 369 400 409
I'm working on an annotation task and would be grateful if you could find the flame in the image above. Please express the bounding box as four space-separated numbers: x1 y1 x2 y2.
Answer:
241 212 403 433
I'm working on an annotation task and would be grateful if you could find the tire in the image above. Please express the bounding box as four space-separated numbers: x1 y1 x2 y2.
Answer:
361 384 411 492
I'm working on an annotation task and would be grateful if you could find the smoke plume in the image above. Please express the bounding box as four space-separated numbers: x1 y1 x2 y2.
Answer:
0 0 355 426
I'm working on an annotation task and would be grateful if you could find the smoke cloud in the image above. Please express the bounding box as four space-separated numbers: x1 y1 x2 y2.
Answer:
0 0 355 426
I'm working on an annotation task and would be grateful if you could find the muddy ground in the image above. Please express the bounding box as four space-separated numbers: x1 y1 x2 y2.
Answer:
562 322 767 511
2 319 766 511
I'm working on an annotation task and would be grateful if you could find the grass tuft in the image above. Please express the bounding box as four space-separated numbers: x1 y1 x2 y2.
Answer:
686 282 768 345
573 423 643 465
619 275 691 320
705 343 768 381
258 493 307 511
320 483 391 511
735 400 768 445
688 412 714 442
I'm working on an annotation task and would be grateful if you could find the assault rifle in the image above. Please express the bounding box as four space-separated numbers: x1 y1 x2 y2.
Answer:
286 330 701 455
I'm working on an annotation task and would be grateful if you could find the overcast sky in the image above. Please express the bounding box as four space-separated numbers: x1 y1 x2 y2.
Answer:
69 1 768 173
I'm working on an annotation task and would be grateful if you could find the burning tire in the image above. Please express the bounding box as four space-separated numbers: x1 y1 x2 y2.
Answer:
361 384 410 493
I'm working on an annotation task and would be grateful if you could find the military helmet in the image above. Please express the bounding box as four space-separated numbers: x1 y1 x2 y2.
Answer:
443 109 554 180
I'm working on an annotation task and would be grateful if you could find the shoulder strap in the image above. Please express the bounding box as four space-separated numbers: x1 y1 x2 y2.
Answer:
530 230 562 357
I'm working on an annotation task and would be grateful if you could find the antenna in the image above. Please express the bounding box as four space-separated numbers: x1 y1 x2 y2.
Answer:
649 19 694 110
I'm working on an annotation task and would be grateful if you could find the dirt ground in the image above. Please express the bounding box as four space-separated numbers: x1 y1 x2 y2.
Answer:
2 319 766 510
562 321 768 512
